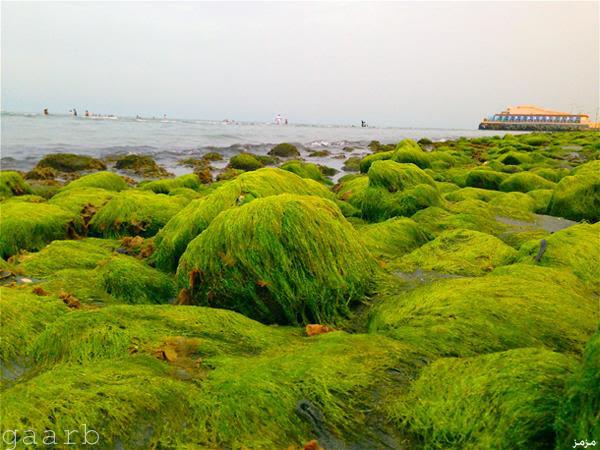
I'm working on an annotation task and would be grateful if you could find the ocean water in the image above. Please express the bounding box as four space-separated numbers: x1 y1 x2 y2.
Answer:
0 112 509 176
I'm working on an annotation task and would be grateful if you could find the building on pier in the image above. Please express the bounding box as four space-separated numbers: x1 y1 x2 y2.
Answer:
479 105 598 131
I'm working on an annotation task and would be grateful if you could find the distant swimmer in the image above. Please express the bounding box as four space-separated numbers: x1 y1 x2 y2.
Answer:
361 120 367 128
43 108 49 115
275 114 282 125
85 110 90 117
285 118 288 125
73 108 78 117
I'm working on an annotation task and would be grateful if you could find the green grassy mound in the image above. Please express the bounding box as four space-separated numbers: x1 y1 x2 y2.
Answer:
556 332 600 445
0 171 32 200
358 217 432 260
499 172 556 193
48 187 116 214
177 194 378 325
443 187 501 203
527 188 554 213
393 229 517 276
60 171 128 191
35 153 106 172
368 265 596 357
391 139 431 169
89 190 189 238
0 201 82 258
280 160 331 184
547 162 600 222
517 222 600 293
498 151 533 166
389 348 575 449
412 201 504 237
359 149 395 173
368 160 436 192
151 168 332 271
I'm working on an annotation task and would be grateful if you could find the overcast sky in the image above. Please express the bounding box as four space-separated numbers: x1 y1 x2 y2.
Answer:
1 1 598 128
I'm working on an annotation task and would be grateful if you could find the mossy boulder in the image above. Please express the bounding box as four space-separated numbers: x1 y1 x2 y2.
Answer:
177 194 378 324
268 142 300 157
527 189 553 213
25 166 58 180
444 187 502 203
489 191 537 218
35 153 106 172
464 169 508 190
358 217 431 260
499 151 533 166
59 171 128 192
89 190 188 238
393 229 517 276
0 201 82 258
342 156 362 172
152 168 332 271
556 332 600 445
368 160 435 192
391 348 575 449
391 139 430 169
499 172 556 193
516 222 600 292
359 150 395 173
114 154 170 178
547 163 600 222
0 171 32 199
228 153 264 171
368 265 595 357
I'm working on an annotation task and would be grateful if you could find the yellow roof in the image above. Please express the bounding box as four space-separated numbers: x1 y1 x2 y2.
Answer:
502 105 588 117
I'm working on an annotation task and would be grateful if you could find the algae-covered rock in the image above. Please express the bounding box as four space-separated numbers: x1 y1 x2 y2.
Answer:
499 171 556 193
517 222 600 292
391 139 430 169
411 203 503 237
359 150 395 173
368 265 595 357
444 186 502 203
280 160 331 184
97 255 176 304
499 151 533 166
394 229 517 276
391 348 575 449
17 238 118 277
0 287 67 369
152 168 332 271
342 156 361 172
0 201 82 258
48 187 115 214
0 171 32 199
464 169 508 190
547 162 600 222
35 153 106 172
489 191 537 218
114 154 170 178
60 171 128 192
89 190 188 238
368 160 435 192
268 142 300 157
555 332 600 445
228 152 264 171
177 194 378 324
139 174 201 194
358 217 431 260
527 189 553 213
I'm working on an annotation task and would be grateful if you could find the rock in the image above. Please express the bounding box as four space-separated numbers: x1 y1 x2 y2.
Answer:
269 143 300 157
114 155 170 178
36 153 106 172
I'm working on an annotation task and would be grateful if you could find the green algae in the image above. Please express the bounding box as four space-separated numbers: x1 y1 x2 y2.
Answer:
498 150 533 166
269 142 300 157
138 173 201 194
280 160 332 184
17 238 118 277
390 348 575 449
0 287 67 369
59 171 128 192
368 160 436 192
393 229 517 276
556 332 600 445
527 188 553 213
114 154 170 178
97 255 176 304
358 217 432 260
464 169 508 190
342 156 361 172
89 190 189 238
228 152 264 171
391 140 431 169
547 162 600 222
516 222 600 293
152 168 333 272
359 150 395 173
0 171 32 200
177 194 378 325
368 265 596 357
443 186 501 203
48 187 115 214
35 153 106 172
489 191 537 219
0 201 82 258
499 171 556 193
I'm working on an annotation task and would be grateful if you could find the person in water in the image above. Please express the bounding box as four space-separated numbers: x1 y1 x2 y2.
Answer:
73 108 77 117
43 108 48 115
361 120 366 127
85 110 90 117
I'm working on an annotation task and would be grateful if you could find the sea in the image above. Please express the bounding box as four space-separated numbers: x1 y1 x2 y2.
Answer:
0 112 511 178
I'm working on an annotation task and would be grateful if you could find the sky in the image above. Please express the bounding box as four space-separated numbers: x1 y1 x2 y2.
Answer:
1 1 598 128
